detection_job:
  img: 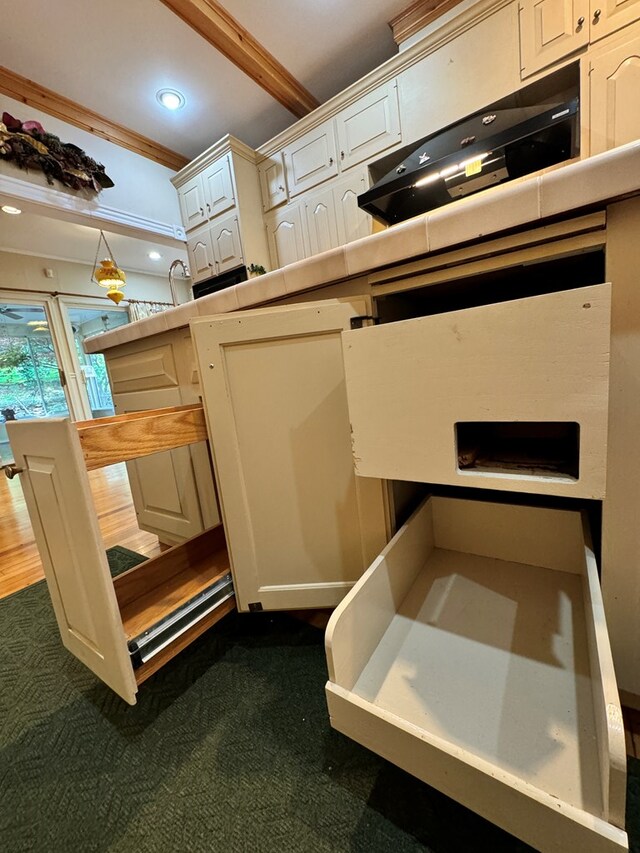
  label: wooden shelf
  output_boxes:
[113,525,231,640]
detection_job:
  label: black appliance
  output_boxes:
[192,264,248,299]
[359,97,579,226]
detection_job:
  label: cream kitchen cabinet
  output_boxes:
[176,154,234,231]
[282,120,339,198]
[519,0,640,77]
[587,26,640,153]
[335,80,401,171]
[265,200,309,267]
[303,168,372,257]
[191,299,389,612]
[304,186,339,256]
[173,135,271,279]
[257,152,287,212]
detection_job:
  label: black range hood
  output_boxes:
[359,97,579,226]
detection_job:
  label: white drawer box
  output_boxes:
[342,283,611,499]
[326,496,627,852]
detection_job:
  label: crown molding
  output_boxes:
[255,0,511,160]
[171,133,259,187]
[0,66,188,172]
[159,0,319,118]
[0,170,186,246]
[390,0,467,45]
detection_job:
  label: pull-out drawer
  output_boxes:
[325,496,627,852]
[342,284,611,499]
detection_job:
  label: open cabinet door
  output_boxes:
[7,419,137,704]
[191,299,389,612]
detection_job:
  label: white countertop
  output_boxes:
[85,139,640,354]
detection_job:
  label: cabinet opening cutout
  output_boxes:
[456,421,580,481]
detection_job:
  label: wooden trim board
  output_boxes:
[159,0,319,118]
[0,66,188,172]
[389,0,466,45]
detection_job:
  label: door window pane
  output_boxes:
[0,303,69,463]
[68,307,128,418]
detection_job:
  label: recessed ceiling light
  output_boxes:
[1,205,22,215]
[156,89,185,111]
[148,251,162,260]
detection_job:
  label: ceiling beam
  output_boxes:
[389,0,466,45]
[159,0,319,118]
[0,66,189,172]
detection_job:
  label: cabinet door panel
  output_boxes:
[178,175,207,231]
[591,0,640,41]
[7,418,136,703]
[266,202,309,268]
[258,153,288,211]
[589,32,640,154]
[211,212,244,273]
[519,0,589,78]
[336,80,401,171]
[305,187,339,255]
[333,169,371,245]
[284,121,338,197]
[203,155,235,217]
[187,225,215,283]
[192,300,388,612]
[113,388,206,543]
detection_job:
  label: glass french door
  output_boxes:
[0,299,70,464]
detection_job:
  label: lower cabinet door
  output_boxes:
[113,388,206,543]
[326,495,628,853]
[191,299,389,612]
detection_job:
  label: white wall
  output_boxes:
[0,94,182,230]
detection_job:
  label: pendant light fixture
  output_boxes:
[91,230,126,305]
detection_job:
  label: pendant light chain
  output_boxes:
[91,230,120,283]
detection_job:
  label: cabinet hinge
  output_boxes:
[248,601,263,612]
[350,315,379,330]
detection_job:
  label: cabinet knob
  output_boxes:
[577,15,585,26]
[206,202,211,213]
[199,206,204,216]
[278,185,285,192]
[593,8,601,19]
[329,157,334,165]
[3,464,23,480]
[340,150,345,160]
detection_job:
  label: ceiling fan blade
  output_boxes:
[0,308,24,320]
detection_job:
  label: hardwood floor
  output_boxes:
[0,462,162,599]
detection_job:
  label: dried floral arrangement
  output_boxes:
[0,112,114,192]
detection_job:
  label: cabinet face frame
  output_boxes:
[191,299,389,612]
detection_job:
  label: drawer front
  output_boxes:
[107,342,179,394]
[342,284,611,499]
[326,496,627,852]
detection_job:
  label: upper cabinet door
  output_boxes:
[519,0,590,78]
[258,153,288,211]
[591,0,640,41]
[210,211,244,273]
[283,120,339,197]
[202,154,235,218]
[335,81,402,171]
[589,29,640,154]
[177,174,208,232]
[191,300,389,613]
[7,418,137,704]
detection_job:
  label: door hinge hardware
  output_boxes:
[350,315,380,330]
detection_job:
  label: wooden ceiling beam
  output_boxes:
[389,0,466,45]
[159,0,319,118]
[0,66,189,172]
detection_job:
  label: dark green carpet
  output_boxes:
[1,547,639,853]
